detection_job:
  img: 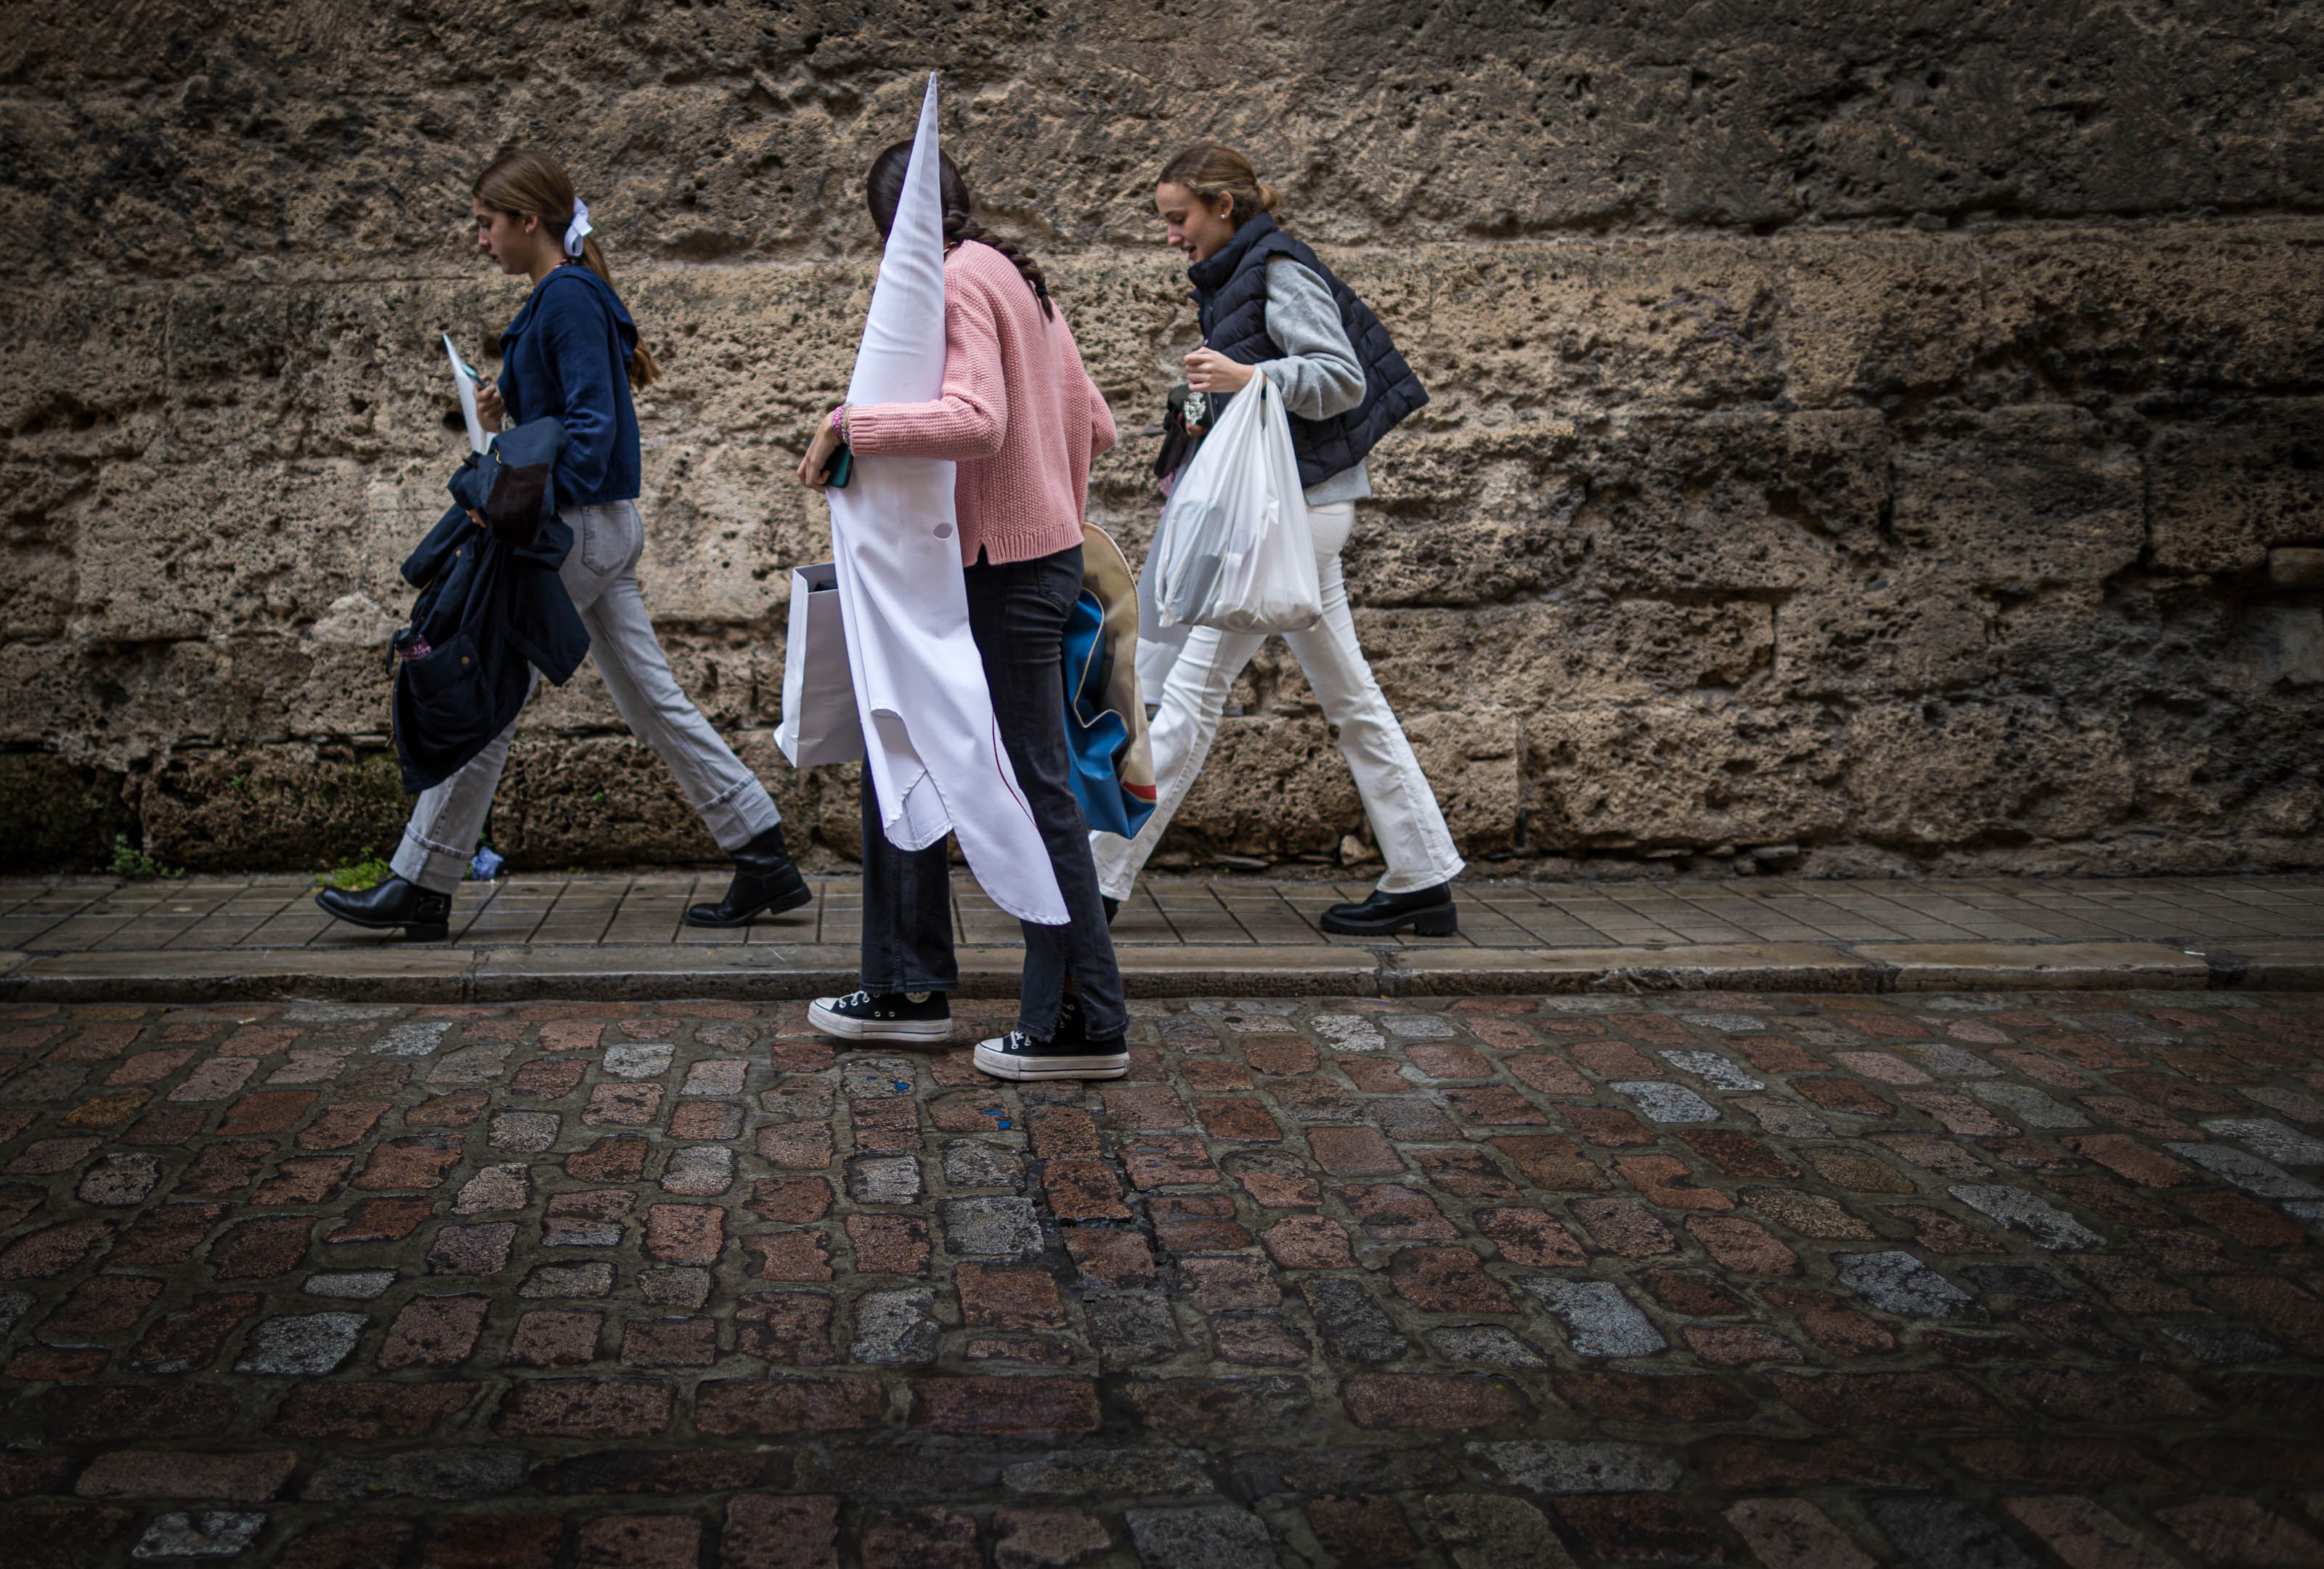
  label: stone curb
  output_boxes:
[0,936,2304,1002]
[1853,940,2213,991]
[1381,943,1885,995]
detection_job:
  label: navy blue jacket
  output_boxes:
[1187,215,1428,489]
[391,479,590,795]
[497,263,643,506]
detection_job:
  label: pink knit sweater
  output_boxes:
[845,240,1118,566]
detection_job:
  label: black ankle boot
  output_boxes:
[686,824,811,927]
[315,875,453,942]
[1319,880,1458,936]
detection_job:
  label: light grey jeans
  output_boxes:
[1094,501,1465,901]
[391,500,780,893]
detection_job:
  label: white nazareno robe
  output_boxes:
[826,74,1068,925]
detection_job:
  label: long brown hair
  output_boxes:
[1158,143,1282,226]
[865,141,1055,319]
[472,149,662,390]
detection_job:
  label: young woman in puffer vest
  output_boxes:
[317,149,807,942]
[1093,144,1465,936]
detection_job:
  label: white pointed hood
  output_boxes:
[826,74,1068,925]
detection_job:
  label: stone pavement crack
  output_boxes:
[0,989,2320,1566]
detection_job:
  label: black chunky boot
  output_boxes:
[1319,880,1458,936]
[685,824,811,927]
[314,875,453,942]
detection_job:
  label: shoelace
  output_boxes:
[834,990,871,1010]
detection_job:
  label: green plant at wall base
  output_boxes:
[107,833,184,880]
[317,847,394,892]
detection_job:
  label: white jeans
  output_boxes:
[1094,501,1464,901]
[391,500,780,893]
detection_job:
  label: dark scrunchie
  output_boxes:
[943,208,1055,320]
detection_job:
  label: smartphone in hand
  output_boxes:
[823,443,853,488]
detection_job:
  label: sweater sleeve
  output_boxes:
[845,260,1009,461]
[537,281,621,501]
[1255,258,1367,422]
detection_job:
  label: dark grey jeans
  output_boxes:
[858,543,1127,1044]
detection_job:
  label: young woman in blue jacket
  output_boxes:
[318,150,802,941]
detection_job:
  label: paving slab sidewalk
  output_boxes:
[1,872,2322,1002]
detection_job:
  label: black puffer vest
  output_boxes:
[1189,214,1428,488]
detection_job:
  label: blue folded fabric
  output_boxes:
[1063,588,1155,838]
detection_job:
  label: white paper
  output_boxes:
[443,333,487,454]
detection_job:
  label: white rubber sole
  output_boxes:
[973,1037,1130,1082]
[807,998,954,1042]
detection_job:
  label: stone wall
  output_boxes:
[3,0,2321,877]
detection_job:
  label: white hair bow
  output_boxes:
[564,198,593,257]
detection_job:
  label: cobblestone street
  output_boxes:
[0,989,2319,1567]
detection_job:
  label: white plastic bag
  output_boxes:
[1149,372,1321,635]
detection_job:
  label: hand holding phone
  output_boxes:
[799,433,852,489]
[797,410,854,490]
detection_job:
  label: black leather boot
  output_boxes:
[314,875,453,942]
[686,824,811,927]
[1319,880,1458,936]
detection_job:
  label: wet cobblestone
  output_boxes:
[0,990,2319,1563]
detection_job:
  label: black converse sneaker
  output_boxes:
[807,989,952,1042]
[974,998,1129,1082]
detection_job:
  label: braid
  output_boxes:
[943,209,1055,319]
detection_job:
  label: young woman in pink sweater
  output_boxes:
[796,145,1130,1082]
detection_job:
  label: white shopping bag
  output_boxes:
[1149,371,1322,635]
[775,561,864,767]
